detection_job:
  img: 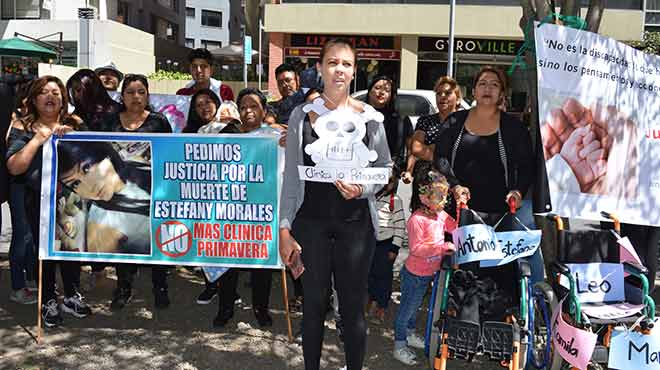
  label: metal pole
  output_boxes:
[243,27,248,88]
[258,19,263,90]
[447,0,456,77]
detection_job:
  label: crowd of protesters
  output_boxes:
[0,40,561,370]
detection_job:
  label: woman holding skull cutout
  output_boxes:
[279,38,392,370]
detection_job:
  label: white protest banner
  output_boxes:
[552,298,598,369]
[609,325,660,369]
[480,230,541,267]
[109,92,191,133]
[535,23,660,226]
[559,263,625,303]
[451,224,502,265]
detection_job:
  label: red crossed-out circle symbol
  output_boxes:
[155,221,192,258]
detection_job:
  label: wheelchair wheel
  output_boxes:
[426,269,448,369]
[527,282,557,370]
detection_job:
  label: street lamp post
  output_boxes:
[448,0,456,77]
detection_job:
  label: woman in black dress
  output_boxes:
[6,76,90,327]
[101,74,173,310]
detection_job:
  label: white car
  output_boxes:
[352,89,470,128]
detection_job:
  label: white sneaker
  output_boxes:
[393,346,418,366]
[407,332,426,349]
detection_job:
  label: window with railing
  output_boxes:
[1,0,40,19]
[186,38,195,48]
[201,10,222,28]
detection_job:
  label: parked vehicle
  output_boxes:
[352,89,470,128]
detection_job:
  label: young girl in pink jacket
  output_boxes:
[393,161,457,366]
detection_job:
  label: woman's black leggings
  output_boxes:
[292,217,376,370]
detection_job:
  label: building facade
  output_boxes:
[185,0,230,50]
[644,0,660,31]
[264,1,645,111]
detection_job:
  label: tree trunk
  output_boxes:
[585,0,605,33]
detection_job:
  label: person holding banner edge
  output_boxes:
[279,38,392,370]
[100,74,173,310]
[6,76,91,328]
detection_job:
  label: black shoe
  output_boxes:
[61,292,92,318]
[196,286,218,305]
[254,307,273,327]
[213,309,234,328]
[110,288,133,310]
[42,299,64,328]
[154,287,170,309]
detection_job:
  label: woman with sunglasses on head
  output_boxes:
[279,38,392,370]
[101,74,173,310]
[6,76,90,328]
[402,76,462,184]
[66,69,122,131]
[434,66,533,223]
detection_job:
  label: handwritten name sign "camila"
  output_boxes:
[552,298,598,369]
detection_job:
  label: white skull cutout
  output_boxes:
[303,99,383,168]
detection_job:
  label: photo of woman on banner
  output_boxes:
[57,140,152,255]
[279,37,392,370]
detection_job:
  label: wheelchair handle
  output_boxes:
[600,211,621,233]
[508,197,517,214]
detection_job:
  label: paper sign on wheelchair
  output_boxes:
[552,298,598,369]
[452,224,502,265]
[581,302,645,320]
[480,230,541,267]
[609,324,660,369]
[558,263,625,303]
[619,236,644,277]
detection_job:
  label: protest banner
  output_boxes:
[609,325,660,369]
[38,132,281,269]
[551,299,598,369]
[535,23,660,226]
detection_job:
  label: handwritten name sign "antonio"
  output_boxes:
[552,298,598,369]
[451,225,541,266]
[609,326,660,370]
[452,224,502,265]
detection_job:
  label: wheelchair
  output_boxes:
[544,212,657,369]
[425,203,555,370]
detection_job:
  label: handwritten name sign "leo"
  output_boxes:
[552,298,598,369]
[559,263,625,303]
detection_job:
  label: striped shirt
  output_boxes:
[375,193,406,246]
